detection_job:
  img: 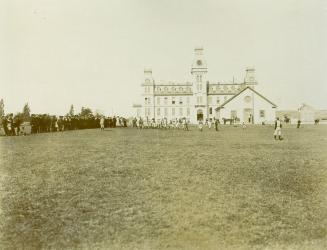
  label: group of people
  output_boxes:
[131,117,189,130]
[198,118,220,132]
[1,114,128,136]
[129,117,221,132]
[1,114,23,136]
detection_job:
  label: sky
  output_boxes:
[0,0,326,116]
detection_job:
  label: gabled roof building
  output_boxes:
[133,47,277,124]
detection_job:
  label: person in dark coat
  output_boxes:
[214,118,219,131]
[2,116,9,135]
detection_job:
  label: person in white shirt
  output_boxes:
[274,117,283,140]
[100,116,105,131]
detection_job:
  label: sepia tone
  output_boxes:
[0,0,326,249]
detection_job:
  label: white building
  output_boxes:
[133,47,277,124]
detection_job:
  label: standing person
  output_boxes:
[184,118,189,131]
[100,116,105,131]
[214,118,219,131]
[274,117,283,140]
[297,119,301,129]
[2,116,9,136]
[182,118,186,130]
[113,116,117,128]
[208,118,212,129]
[198,119,203,132]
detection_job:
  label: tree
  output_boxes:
[22,103,31,121]
[80,107,93,117]
[0,99,4,117]
[68,104,74,116]
[0,98,4,125]
[94,109,104,119]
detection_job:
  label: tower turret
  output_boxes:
[244,67,257,87]
[142,68,155,119]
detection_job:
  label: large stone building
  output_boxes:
[133,47,277,124]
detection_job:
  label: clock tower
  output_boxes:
[191,47,208,121]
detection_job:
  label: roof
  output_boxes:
[215,86,277,111]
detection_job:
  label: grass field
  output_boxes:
[0,125,327,250]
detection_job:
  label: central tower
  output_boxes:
[191,47,208,121]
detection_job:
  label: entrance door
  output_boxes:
[197,109,203,121]
[243,108,253,124]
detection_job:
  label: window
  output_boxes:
[187,108,190,116]
[199,83,202,91]
[179,87,183,92]
[145,97,148,104]
[172,108,175,116]
[187,96,190,104]
[164,108,168,116]
[216,97,220,104]
[208,96,212,104]
[148,97,151,104]
[231,110,237,118]
[244,96,251,103]
[157,108,161,116]
[157,97,160,105]
[179,97,183,104]
[172,97,175,104]
[200,96,203,104]
[164,97,168,105]
[260,110,265,118]
[145,87,147,93]
[148,108,151,116]
[179,108,183,116]
[209,107,212,115]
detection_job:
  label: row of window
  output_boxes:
[154,86,192,93]
[145,96,230,106]
[229,110,266,118]
[147,84,241,94]
[145,96,192,105]
[145,107,192,117]
[210,85,240,92]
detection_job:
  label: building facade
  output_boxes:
[133,47,277,124]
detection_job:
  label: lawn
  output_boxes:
[0,125,326,250]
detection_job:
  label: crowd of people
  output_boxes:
[0,114,128,136]
[130,117,221,131]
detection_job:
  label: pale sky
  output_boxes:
[0,0,326,116]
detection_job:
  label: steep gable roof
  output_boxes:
[215,86,277,111]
